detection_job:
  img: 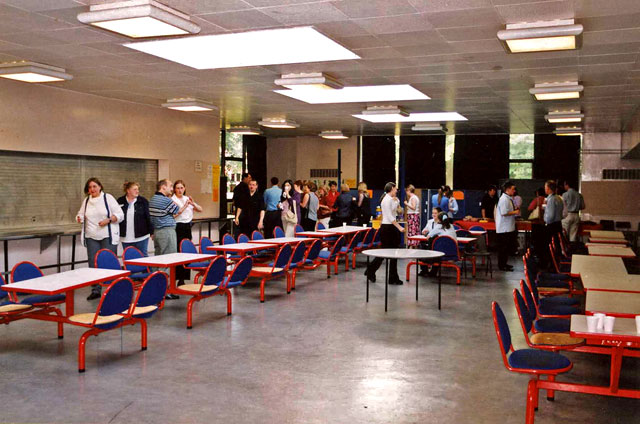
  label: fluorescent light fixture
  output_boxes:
[124,26,359,69]
[275,72,343,90]
[362,105,409,117]
[162,98,217,112]
[497,19,582,53]
[0,61,72,83]
[529,82,583,101]
[228,126,262,135]
[554,126,584,136]
[319,130,348,139]
[545,111,584,123]
[353,112,467,123]
[77,0,200,38]
[275,84,429,104]
[258,118,299,129]
[412,123,445,132]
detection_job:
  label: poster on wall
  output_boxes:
[211,164,221,202]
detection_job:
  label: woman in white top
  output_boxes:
[364,182,405,285]
[404,184,420,246]
[421,207,442,235]
[419,211,457,276]
[172,180,202,285]
[76,177,124,300]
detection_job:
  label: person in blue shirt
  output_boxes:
[263,177,283,238]
[543,180,564,269]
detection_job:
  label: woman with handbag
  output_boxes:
[279,179,297,237]
[76,177,124,300]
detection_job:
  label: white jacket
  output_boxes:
[76,192,124,246]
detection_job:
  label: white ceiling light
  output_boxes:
[258,118,300,129]
[497,19,583,53]
[162,98,217,112]
[412,123,445,132]
[362,106,410,117]
[228,126,262,135]
[545,111,584,123]
[77,0,200,38]
[275,72,343,90]
[554,126,584,136]
[353,111,467,123]
[0,61,72,83]
[319,130,348,139]
[124,26,359,69]
[275,84,429,104]
[529,82,583,101]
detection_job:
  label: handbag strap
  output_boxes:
[103,194,113,242]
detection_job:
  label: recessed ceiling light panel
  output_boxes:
[258,118,300,129]
[554,126,584,135]
[498,19,583,53]
[0,61,72,83]
[275,84,429,104]
[275,72,343,90]
[77,0,200,38]
[412,123,445,132]
[530,82,583,101]
[319,130,348,139]
[545,111,584,123]
[124,26,360,69]
[228,126,262,135]
[162,98,217,112]
[353,112,467,123]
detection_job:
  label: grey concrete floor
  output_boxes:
[1,257,639,423]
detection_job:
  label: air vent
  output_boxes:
[310,169,339,178]
[602,169,640,180]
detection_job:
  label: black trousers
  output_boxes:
[263,210,282,238]
[175,222,192,281]
[544,221,563,269]
[367,224,401,280]
[497,230,517,268]
[302,217,316,231]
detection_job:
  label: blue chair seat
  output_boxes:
[318,250,335,260]
[340,247,351,253]
[186,261,209,268]
[21,294,66,305]
[508,349,571,370]
[539,303,580,316]
[226,280,243,288]
[539,296,580,307]
[534,318,571,333]
[130,272,151,280]
[539,272,570,281]
[537,279,570,289]
[305,258,315,264]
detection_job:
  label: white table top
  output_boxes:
[469,230,487,235]
[586,290,640,316]
[296,231,338,238]
[3,268,130,294]
[249,237,314,244]
[570,255,627,276]
[407,235,475,243]
[208,242,277,251]
[589,230,625,239]
[126,253,216,267]
[588,238,628,245]
[588,245,635,258]
[581,273,640,293]
[585,242,629,248]
[362,248,445,260]
[571,315,639,338]
[320,226,368,234]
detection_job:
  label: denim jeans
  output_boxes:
[153,227,177,274]
[86,237,117,294]
[122,237,150,256]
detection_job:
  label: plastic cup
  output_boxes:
[604,316,615,333]
[586,316,598,332]
[594,313,605,330]
[636,316,640,334]
[343,222,346,227]
[362,224,367,227]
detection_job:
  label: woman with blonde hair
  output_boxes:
[355,181,371,226]
[117,181,152,255]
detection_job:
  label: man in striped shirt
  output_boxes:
[149,179,181,299]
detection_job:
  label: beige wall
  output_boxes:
[0,78,220,217]
[266,136,357,187]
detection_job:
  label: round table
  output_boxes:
[362,249,445,311]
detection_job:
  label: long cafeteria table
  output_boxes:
[588,230,625,239]
[588,245,636,258]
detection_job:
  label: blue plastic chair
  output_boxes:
[339,230,365,271]
[174,256,228,328]
[199,236,214,254]
[252,230,264,240]
[469,225,486,232]
[11,261,66,306]
[431,235,462,285]
[222,256,253,290]
[123,246,151,283]
[492,301,573,421]
[222,234,236,245]
[316,223,326,230]
[180,239,210,283]
[295,224,304,234]
[286,242,308,289]
[356,228,375,251]
[94,249,123,287]
[249,243,293,302]
[237,233,249,243]
[318,236,346,278]
[129,271,168,319]
[521,281,579,319]
[0,274,34,320]
[302,240,323,270]
[517,280,571,333]
[68,277,136,372]
[273,226,285,238]
[456,229,471,238]
[452,224,461,231]
[372,228,381,247]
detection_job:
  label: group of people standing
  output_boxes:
[76,177,201,300]
[232,173,373,238]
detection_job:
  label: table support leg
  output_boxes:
[609,346,623,393]
[169,266,177,293]
[71,235,76,270]
[415,258,419,301]
[3,240,8,277]
[56,235,62,273]
[65,289,75,316]
[384,258,389,312]
[366,255,369,303]
[438,258,442,310]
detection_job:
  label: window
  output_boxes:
[509,134,534,179]
[224,131,245,199]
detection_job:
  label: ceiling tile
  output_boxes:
[437,25,500,42]
[331,0,417,19]
[260,2,349,25]
[408,0,492,13]
[0,0,81,12]
[353,14,433,34]
[494,1,574,23]
[199,9,280,30]
[425,7,502,29]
